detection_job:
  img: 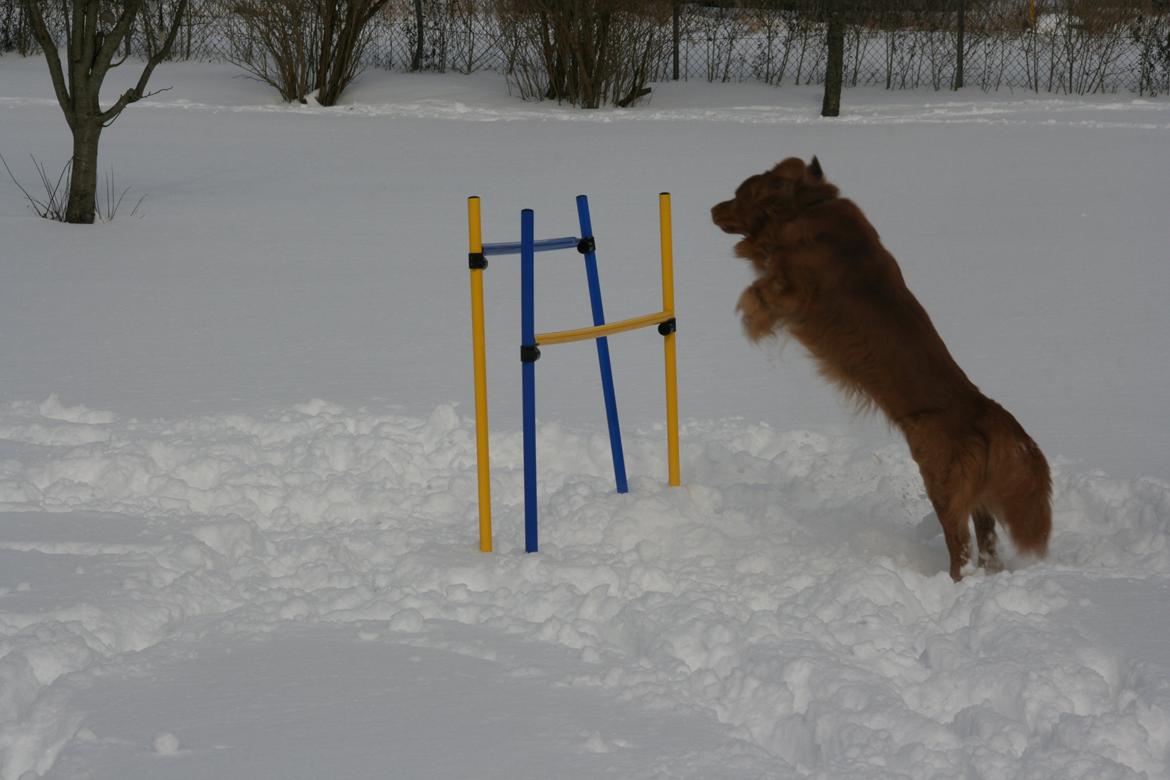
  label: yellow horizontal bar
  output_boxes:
[536,311,672,346]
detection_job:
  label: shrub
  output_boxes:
[497,0,672,108]
[228,0,392,105]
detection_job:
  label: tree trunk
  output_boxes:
[821,5,845,117]
[954,0,966,90]
[65,119,102,224]
[672,0,680,81]
[23,0,188,224]
[411,0,424,71]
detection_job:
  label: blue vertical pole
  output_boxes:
[521,209,539,553]
[576,195,628,494]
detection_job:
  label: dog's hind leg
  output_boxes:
[914,439,978,581]
[922,476,972,581]
[937,507,972,582]
[972,508,1004,573]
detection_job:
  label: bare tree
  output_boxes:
[22,0,189,224]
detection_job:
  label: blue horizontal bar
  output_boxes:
[482,236,579,256]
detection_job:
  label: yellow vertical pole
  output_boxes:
[468,196,492,552]
[659,193,681,487]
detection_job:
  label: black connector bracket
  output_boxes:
[468,252,488,270]
[521,345,541,363]
[576,237,596,254]
[657,318,677,336]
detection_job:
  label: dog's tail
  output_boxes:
[981,402,1052,557]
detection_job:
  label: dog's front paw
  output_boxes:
[737,282,779,341]
[734,239,769,272]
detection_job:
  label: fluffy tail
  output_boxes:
[982,402,1052,557]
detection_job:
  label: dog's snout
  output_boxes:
[711,199,742,234]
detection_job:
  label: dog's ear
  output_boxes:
[808,156,824,180]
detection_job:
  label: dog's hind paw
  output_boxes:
[978,554,1005,574]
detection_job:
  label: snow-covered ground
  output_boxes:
[1,57,1169,778]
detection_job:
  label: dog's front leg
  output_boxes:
[734,239,769,273]
[737,277,792,341]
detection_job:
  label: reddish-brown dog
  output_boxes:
[712,157,1051,580]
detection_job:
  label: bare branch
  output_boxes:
[20,1,73,124]
[99,0,190,125]
[93,0,145,76]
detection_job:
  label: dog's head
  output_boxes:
[711,156,837,237]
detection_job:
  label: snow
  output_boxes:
[2,56,1170,778]
[151,734,179,756]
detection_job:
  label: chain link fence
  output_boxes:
[676,1,1170,95]
[4,1,1169,96]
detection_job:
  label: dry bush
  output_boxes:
[1132,5,1170,95]
[1,0,31,53]
[146,0,232,59]
[1018,0,1145,93]
[388,0,507,74]
[497,0,672,107]
[228,0,391,104]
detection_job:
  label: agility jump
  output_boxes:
[467,194,681,553]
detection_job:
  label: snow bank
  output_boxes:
[2,399,1168,778]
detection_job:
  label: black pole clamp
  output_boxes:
[658,318,677,336]
[468,252,488,270]
[576,237,596,254]
[521,345,541,363]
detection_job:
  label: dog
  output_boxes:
[711,157,1051,581]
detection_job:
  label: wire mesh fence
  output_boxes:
[4,1,1169,97]
[675,1,1170,95]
